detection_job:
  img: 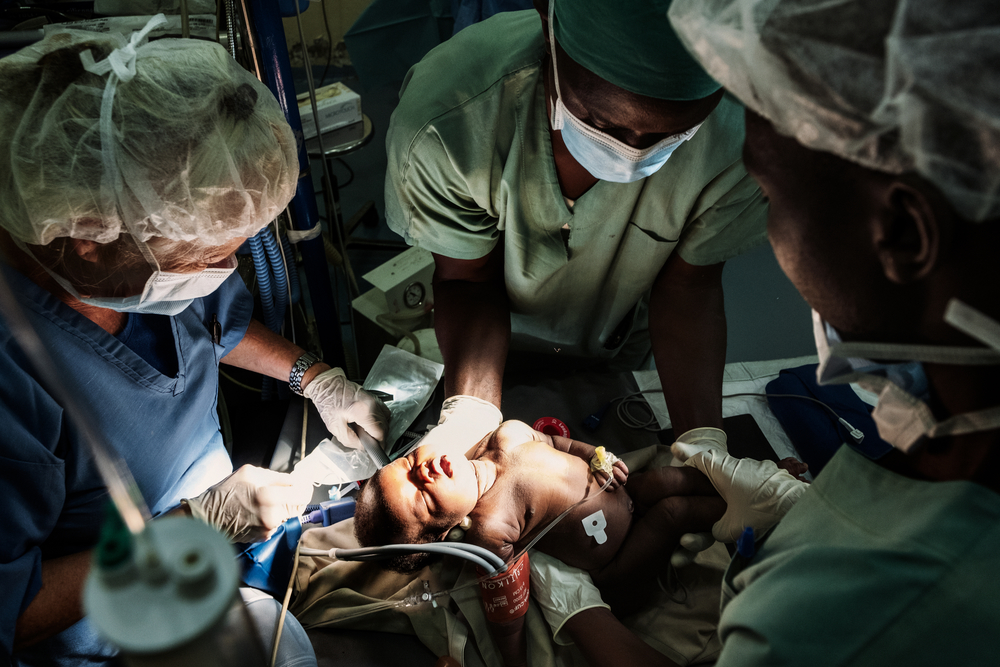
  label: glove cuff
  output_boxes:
[549,603,612,646]
[439,395,503,426]
[301,366,347,400]
[675,427,728,448]
[180,497,207,524]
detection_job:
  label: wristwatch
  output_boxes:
[289,351,321,396]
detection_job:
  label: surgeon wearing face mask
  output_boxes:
[524,1,1000,665]
[0,21,388,667]
[384,0,769,457]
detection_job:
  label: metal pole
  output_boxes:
[237,0,346,368]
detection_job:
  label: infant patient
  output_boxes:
[354,420,725,613]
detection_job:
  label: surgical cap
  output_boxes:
[553,0,721,101]
[669,0,1000,223]
[0,25,298,247]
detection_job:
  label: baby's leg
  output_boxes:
[591,494,725,615]
[625,466,718,514]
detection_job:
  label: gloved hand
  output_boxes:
[669,531,715,568]
[671,428,809,543]
[417,395,503,457]
[303,368,390,451]
[528,550,610,646]
[183,465,313,543]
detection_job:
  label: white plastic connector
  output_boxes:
[839,418,865,444]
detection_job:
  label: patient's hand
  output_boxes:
[595,457,629,491]
[777,457,809,482]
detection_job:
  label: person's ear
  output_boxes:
[69,238,101,263]
[873,181,942,284]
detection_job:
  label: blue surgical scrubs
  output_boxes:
[0,266,252,667]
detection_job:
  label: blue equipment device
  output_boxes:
[238,498,358,597]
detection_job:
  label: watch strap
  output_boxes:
[289,352,321,396]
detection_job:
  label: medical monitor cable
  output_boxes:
[612,388,865,444]
[722,392,865,444]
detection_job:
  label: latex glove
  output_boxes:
[417,395,503,457]
[671,428,809,543]
[669,531,715,568]
[303,368,390,451]
[528,550,610,646]
[183,465,313,543]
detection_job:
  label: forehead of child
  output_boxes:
[371,464,446,538]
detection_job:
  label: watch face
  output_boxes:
[403,281,425,308]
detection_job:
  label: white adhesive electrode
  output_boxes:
[582,510,608,545]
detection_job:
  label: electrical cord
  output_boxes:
[610,387,864,444]
[725,392,865,444]
[270,539,301,667]
[375,308,426,356]
[318,0,333,87]
[220,369,263,394]
[614,393,661,432]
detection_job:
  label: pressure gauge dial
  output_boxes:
[403,281,426,309]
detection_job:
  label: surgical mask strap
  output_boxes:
[945,298,1000,352]
[79,13,168,242]
[814,310,1000,369]
[814,302,1000,452]
[547,0,561,115]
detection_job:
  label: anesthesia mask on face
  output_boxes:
[813,301,1000,453]
[546,0,700,184]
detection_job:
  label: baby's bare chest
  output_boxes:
[527,486,634,571]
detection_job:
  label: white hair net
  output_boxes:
[0,16,298,248]
[668,0,1000,223]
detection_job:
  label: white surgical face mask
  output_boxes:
[21,240,236,317]
[813,301,1000,452]
[546,0,700,183]
[79,260,236,315]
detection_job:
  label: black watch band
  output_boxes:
[289,352,321,396]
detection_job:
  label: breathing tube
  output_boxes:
[248,225,295,398]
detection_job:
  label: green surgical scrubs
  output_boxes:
[386,10,766,360]
[717,446,1000,666]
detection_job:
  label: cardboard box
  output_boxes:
[297,82,362,140]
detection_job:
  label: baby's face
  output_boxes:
[380,448,480,538]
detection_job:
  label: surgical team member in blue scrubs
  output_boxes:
[0,22,387,667]
[528,1,1000,665]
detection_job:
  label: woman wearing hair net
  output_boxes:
[526,1,1000,665]
[0,19,387,666]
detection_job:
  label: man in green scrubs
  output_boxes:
[385,0,768,448]
[526,1,1000,664]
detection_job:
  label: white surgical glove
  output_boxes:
[671,428,809,543]
[669,531,716,568]
[182,465,313,543]
[303,368,390,451]
[528,550,610,646]
[417,395,503,456]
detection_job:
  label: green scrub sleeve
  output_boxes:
[385,123,501,261]
[676,171,768,266]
